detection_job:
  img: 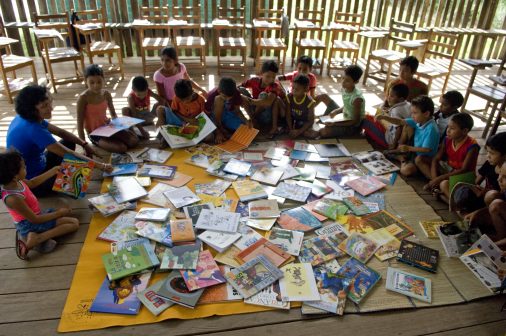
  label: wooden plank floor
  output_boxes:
[0,58,505,336]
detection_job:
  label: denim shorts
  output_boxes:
[15,208,57,239]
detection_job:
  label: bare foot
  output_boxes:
[25,232,44,250]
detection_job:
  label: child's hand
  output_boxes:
[398,144,410,153]
[215,131,226,144]
[50,165,61,175]
[100,163,113,173]
[427,177,443,190]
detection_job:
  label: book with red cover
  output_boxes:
[345,175,386,196]
[235,237,293,267]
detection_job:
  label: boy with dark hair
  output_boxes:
[385,56,428,103]
[162,79,206,126]
[285,74,318,139]
[434,90,465,137]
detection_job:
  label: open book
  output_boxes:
[158,112,216,149]
[215,125,259,153]
[89,116,144,137]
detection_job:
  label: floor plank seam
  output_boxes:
[419,317,506,336]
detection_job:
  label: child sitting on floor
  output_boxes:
[319,65,365,138]
[164,79,206,126]
[122,76,165,139]
[0,150,79,260]
[77,64,139,153]
[385,56,428,104]
[376,96,439,177]
[425,113,480,200]
[285,74,319,139]
[434,90,465,139]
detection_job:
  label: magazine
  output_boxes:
[386,267,432,303]
[52,154,94,199]
[159,112,217,149]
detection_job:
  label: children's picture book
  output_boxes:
[362,159,400,175]
[135,221,173,247]
[163,186,200,209]
[159,112,217,149]
[308,179,333,198]
[113,175,151,187]
[164,172,193,188]
[206,160,239,181]
[293,167,317,182]
[194,179,231,196]
[235,237,293,267]
[314,143,350,158]
[357,192,386,211]
[244,218,277,231]
[386,267,432,303]
[313,199,348,220]
[419,219,451,239]
[367,228,401,261]
[299,232,348,265]
[138,148,173,164]
[108,177,148,204]
[223,158,252,176]
[325,180,355,201]
[279,263,320,301]
[266,228,304,256]
[289,149,308,161]
[234,223,263,250]
[103,163,138,177]
[180,250,226,291]
[397,239,439,273]
[135,208,170,222]
[111,152,143,165]
[155,270,204,308]
[277,207,322,232]
[170,219,195,243]
[272,182,312,203]
[248,199,280,219]
[137,279,174,316]
[138,164,177,180]
[225,255,284,299]
[244,281,290,309]
[363,210,414,240]
[305,152,329,162]
[338,233,380,264]
[315,222,348,236]
[242,151,264,162]
[215,125,259,153]
[264,147,287,160]
[345,175,386,196]
[199,266,243,304]
[90,272,152,315]
[52,154,94,198]
[97,210,138,242]
[160,241,201,270]
[337,258,381,304]
[143,183,175,208]
[342,196,371,216]
[88,193,130,217]
[198,230,242,253]
[183,203,215,226]
[250,166,284,186]
[89,116,143,137]
[277,164,300,180]
[195,209,241,233]
[435,221,473,257]
[232,180,268,202]
[294,142,317,153]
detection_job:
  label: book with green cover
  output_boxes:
[313,198,348,220]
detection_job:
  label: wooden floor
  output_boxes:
[0,58,505,336]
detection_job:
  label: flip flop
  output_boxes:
[15,231,29,260]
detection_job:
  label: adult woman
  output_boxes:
[6,85,112,196]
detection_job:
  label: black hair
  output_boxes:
[390,83,409,99]
[14,85,50,122]
[174,79,193,100]
[218,77,238,97]
[442,90,464,109]
[131,76,149,92]
[486,132,506,155]
[84,64,104,78]
[261,60,279,74]
[0,150,24,185]
[297,55,313,68]
[400,56,419,73]
[293,74,310,89]
[450,113,474,131]
[411,95,435,116]
[160,46,179,63]
[344,65,363,82]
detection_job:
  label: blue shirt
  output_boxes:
[406,118,439,157]
[6,115,56,179]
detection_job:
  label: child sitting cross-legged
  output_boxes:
[0,150,79,260]
[285,74,319,139]
[425,113,480,201]
[434,90,465,140]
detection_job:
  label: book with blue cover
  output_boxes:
[277,207,322,232]
[103,163,138,177]
[336,258,381,303]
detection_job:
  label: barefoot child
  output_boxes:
[0,151,79,260]
[77,65,139,153]
[285,74,319,139]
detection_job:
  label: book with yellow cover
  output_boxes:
[278,263,320,301]
[215,125,259,153]
[170,219,195,243]
[232,180,268,202]
[419,219,451,239]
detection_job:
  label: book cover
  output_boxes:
[135,208,170,222]
[52,154,94,199]
[170,219,195,243]
[163,186,200,209]
[138,164,177,180]
[199,266,243,304]
[223,158,252,176]
[159,112,217,149]
[356,192,386,211]
[164,172,193,187]
[144,183,176,208]
[264,147,288,160]
[135,221,173,247]
[314,144,349,158]
[363,210,414,240]
[108,177,148,204]
[277,207,322,232]
[90,273,152,315]
[232,180,268,202]
[313,199,348,220]
[138,148,173,164]
[301,200,329,221]
[352,150,385,163]
[97,211,138,242]
[195,209,240,233]
[367,228,401,261]
[244,281,290,309]
[206,160,239,181]
[90,116,144,137]
[155,270,204,308]
[342,196,371,216]
[180,250,226,291]
[420,219,451,239]
[183,203,215,225]
[89,193,129,217]
[248,199,280,219]
[235,237,293,267]
[337,258,381,304]
[234,223,263,250]
[279,263,320,301]
[289,149,308,161]
[103,163,138,177]
[272,182,312,203]
[214,246,242,267]
[111,153,143,165]
[362,158,400,175]
[160,241,201,270]
[294,142,317,153]
[113,175,151,187]
[386,267,432,303]
[198,230,241,253]
[397,239,439,273]
[194,179,231,197]
[265,228,304,256]
[338,233,380,264]
[294,167,317,182]
[308,179,333,198]
[345,176,386,196]
[299,232,348,265]
[251,166,284,186]
[315,222,348,236]
[225,255,284,299]
[136,279,174,316]
[244,218,277,231]
[215,125,259,153]
[242,151,264,162]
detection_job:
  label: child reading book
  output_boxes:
[122,76,165,139]
[384,56,428,103]
[319,65,365,138]
[0,151,79,260]
[425,113,479,200]
[77,65,139,153]
[434,90,465,138]
[376,96,439,177]
[161,79,206,127]
[285,74,319,139]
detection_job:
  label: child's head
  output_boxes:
[446,113,473,140]
[399,56,419,81]
[160,46,178,71]
[296,55,313,75]
[342,65,363,91]
[218,77,238,99]
[0,150,25,184]
[292,74,310,98]
[260,60,279,86]
[15,85,52,121]
[131,76,149,99]
[387,83,409,107]
[439,90,464,116]
[174,79,193,101]
[84,64,104,93]
[410,95,434,124]
[485,132,506,166]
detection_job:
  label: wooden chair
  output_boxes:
[291,7,325,75]
[32,12,85,93]
[170,5,206,71]
[326,11,363,76]
[253,6,287,73]
[72,7,124,79]
[0,16,37,103]
[213,7,247,76]
[362,19,417,87]
[137,6,172,76]
[416,29,462,94]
